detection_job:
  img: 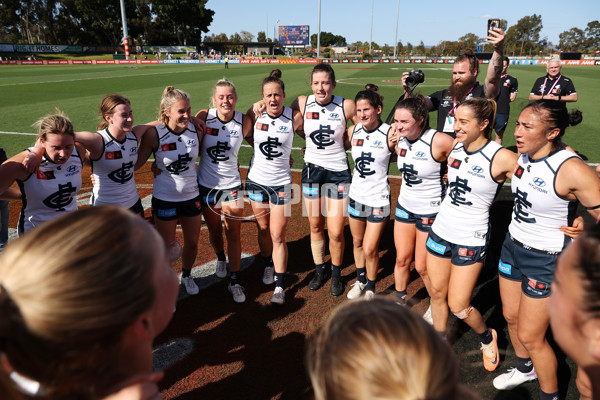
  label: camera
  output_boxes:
[405,70,425,87]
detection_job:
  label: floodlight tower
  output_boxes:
[119,0,130,60]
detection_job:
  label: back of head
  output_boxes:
[262,69,285,93]
[458,97,497,140]
[34,110,74,141]
[98,94,131,130]
[306,298,460,400]
[158,86,190,124]
[572,225,600,318]
[0,206,157,399]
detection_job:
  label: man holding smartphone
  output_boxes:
[401,24,505,138]
[529,58,578,102]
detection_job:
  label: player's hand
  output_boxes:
[102,371,164,400]
[401,71,412,92]
[487,27,505,49]
[252,100,266,119]
[560,215,584,239]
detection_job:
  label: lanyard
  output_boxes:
[448,85,475,116]
[541,75,561,95]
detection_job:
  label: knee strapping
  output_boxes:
[311,239,326,265]
[452,305,474,320]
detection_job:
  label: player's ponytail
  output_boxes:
[261,69,285,93]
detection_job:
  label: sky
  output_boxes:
[204,0,599,48]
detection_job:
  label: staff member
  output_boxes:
[494,57,518,144]
[402,28,505,137]
[529,58,577,103]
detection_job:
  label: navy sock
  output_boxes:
[181,269,191,278]
[478,328,493,345]
[331,264,341,278]
[396,290,407,302]
[274,272,285,289]
[315,262,326,274]
[356,268,367,284]
[216,250,226,262]
[516,356,534,373]
[540,390,559,400]
[365,278,376,291]
[263,255,273,267]
[230,271,239,285]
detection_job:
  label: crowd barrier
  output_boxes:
[1,58,599,66]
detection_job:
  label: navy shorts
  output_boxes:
[425,229,487,266]
[245,179,292,205]
[498,233,559,298]
[301,163,350,200]
[494,113,509,132]
[151,195,202,221]
[348,197,390,223]
[394,201,437,232]
[198,184,243,207]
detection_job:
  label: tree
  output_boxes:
[585,20,600,51]
[509,14,543,56]
[151,0,214,45]
[558,28,586,52]
[458,33,478,52]
[310,31,346,48]
[415,40,426,55]
[257,31,267,42]
[240,30,254,42]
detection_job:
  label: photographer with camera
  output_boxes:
[401,26,505,138]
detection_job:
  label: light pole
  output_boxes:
[273,19,280,55]
[119,0,130,60]
[317,0,321,58]
[393,0,400,58]
[369,0,374,55]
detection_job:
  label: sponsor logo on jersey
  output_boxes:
[395,208,409,219]
[514,164,524,178]
[36,170,55,180]
[533,177,546,187]
[306,112,320,120]
[279,126,289,132]
[459,248,474,257]
[421,217,434,225]
[372,208,383,216]
[278,191,288,199]
[398,148,407,157]
[498,260,512,275]
[65,164,80,177]
[329,113,339,119]
[352,138,364,147]
[207,127,220,136]
[229,130,239,136]
[256,122,269,131]
[161,143,177,152]
[372,140,383,148]
[105,151,123,160]
[426,237,446,254]
[415,151,426,158]
[448,157,462,169]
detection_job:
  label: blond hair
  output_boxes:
[209,78,238,109]
[0,206,159,399]
[158,86,190,125]
[97,93,131,130]
[307,298,471,400]
[33,109,74,141]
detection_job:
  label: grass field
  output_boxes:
[1,62,599,167]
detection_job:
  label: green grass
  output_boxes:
[1,63,598,169]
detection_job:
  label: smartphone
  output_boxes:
[488,18,500,34]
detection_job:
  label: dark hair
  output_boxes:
[457,97,496,140]
[355,83,384,111]
[393,94,430,132]
[522,100,582,143]
[572,225,600,318]
[455,52,479,75]
[503,56,510,63]
[311,63,336,83]
[262,69,285,93]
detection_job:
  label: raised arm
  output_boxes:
[484,27,505,99]
[0,152,31,198]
